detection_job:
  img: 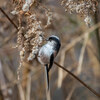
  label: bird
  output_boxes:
[37,35,61,90]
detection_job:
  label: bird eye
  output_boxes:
[48,37,52,42]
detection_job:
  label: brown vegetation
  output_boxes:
[0,0,100,100]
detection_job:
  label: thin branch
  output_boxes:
[77,33,89,74]
[17,84,25,100]
[0,7,18,30]
[26,72,32,100]
[66,84,76,100]
[87,42,99,61]
[58,49,65,88]
[54,61,100,98]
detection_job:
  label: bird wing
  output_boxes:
[48,53,54,72]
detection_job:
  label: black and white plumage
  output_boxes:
[38,35,61,90]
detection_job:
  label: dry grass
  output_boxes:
[0,0,100,100]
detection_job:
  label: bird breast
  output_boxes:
[38,44,54,65]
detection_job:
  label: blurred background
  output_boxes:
[0,0,100,100]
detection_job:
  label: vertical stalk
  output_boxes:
[95,1,100,62]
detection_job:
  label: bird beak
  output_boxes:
[40,35,48,41]
[46,38,49,41]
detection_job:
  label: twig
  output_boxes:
[0,7,18,30]
[46,90,51,100]
[77,33,89,74]
[54,61,100,98]
[26,72,32,100]
[17,84,25,100]
[58,49,65,88]
[66,84,76,100]
[87,42,99,61]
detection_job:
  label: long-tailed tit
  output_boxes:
[38,35,61,90]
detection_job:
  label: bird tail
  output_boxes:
[45,64,49,90]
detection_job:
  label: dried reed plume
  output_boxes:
[11,0,53,80]
[61,0,98,26]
